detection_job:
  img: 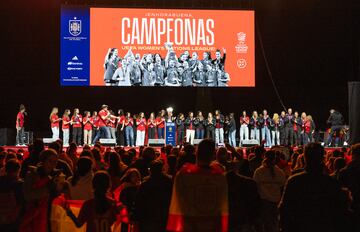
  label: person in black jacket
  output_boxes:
[176,113,185,146]
[133,160,173,232]
[226,164,260,232]
[284,108,295,146]
[326,109,344,147]
[205,112,216,140]
[194,111,205,139]
[279,143,352,232]
[279,111,286,145]
[185,112,196,145]
[226,113,237,147]
[293,111,302,146]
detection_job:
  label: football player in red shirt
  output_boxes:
[136,112,147,146]
[156,110,166,139]
[15,104,26,146]
[92,111,99,143]
[71,108,83,146]
[93,105,111,143]
[83,111,93,145]
[62,109,72,146]
[124,112,134,147]
[147,112,156,139]
[50,107,61,141]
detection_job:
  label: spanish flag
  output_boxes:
[167,163,229,232]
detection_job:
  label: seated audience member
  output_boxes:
[253,150,286,232]
[49,141,73,177]
[176,144,196,170]
[130,147,156,179]
[20,139,44,178]
[67,157,94,200]
[330,157,346,180]
[134,160,173,232]
[119,168,141,232]
[214,147,232,171]
[107,152,128,191]
[226,159,260,232]
[64,171,118,232]
[249,145,265,176]
[21,149,64,232]
[339,143,360,230]
[167,139,228,232]
[279,143,352,232]
[0,159,24,231]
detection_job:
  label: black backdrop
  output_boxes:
[0,0,359,138]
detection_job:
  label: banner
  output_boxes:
[61,7,255,87]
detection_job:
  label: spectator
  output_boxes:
[134,160,173,232]
[119,168,141,232]
[0,159,24,232]
[215,147,231,171]
[253,150,286,232]
[226,159,260,232]
[20,139,44,178]
[339,143,360,230]
[67,157,94,200]
[66,142,79,170]
[167,139,228,232]
[107,152,127,191]
[279,143,351,232]
[330,157,346,180]
[131,147,156,179]
[49,141,73,177]
[64,171,118,232]
[249,145,265,176]
[20,149,63,232]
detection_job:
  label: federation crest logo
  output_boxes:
[69,17,81,36]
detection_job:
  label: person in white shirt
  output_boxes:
[253,150,286,232]
[67,157,94,201]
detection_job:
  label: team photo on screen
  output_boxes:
[61,7,254,87]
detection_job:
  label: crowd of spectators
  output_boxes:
[0,139,359,232]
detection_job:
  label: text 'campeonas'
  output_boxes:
[121,18,215,46]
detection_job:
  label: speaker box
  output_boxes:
[99,139,116,146]
[148,139,165,147]
[0,128,16,146]
[241,139,260,147]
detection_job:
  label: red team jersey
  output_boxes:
[72,115,83,128]
[93,116,100,128]
[98,110,108,127]
[83,116,93,130]
[136,118,146,131]
[51,114,59,128]
[147,118,156,128]
[77,198,117,232]
[156,117,165,128]
[16,112,24,128]
[125,118,133,127]
[62,116,70,129]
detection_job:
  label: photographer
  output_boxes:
[326,109,344,147]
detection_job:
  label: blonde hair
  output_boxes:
[50,107,58,120]
[273,113,279,124]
